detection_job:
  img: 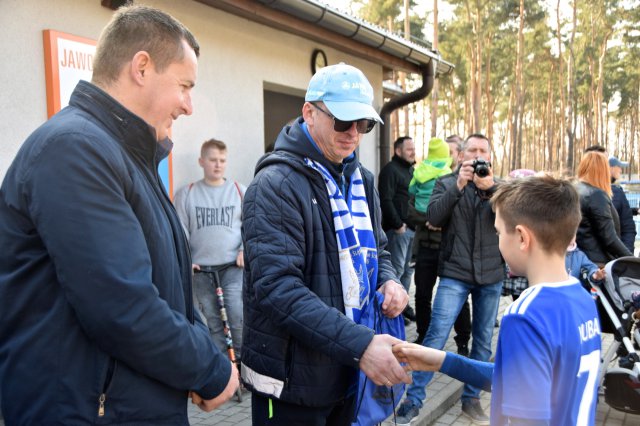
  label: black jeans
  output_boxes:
[251,393,355,426]
[414,246,471,346]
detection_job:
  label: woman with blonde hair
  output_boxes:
[575,151,632,265]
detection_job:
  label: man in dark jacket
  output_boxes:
[242,63,410,425]
[397,134,504,426]
[408,136,471,351]
[0,6,237,425]
[379,136,417,321]
[609,155,636,252]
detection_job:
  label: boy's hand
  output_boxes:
[392,342,446,372]
[591,268,606,282]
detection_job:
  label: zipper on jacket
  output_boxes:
[153,164,195,323]
[98,358,116,418]
[98,393,106,417]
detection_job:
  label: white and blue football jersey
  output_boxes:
[491,277,601,425]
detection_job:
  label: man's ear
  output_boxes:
[302,102,315,125]
[130,51,151,85]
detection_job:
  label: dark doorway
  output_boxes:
[263,84,305,153]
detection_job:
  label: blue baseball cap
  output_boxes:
[305,63,383,124]
[609,156,629,168]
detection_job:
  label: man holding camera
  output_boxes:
[397,134,504,426]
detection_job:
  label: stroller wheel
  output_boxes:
[604,368,640,414]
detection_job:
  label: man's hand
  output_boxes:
[378,280,408,318]
[392,342,446,373]
[473,163,495,191]
[360,335,412,386]
[394,223,407,234]
[190,360,239,412]
[192,264,201,272]
[425,221,441,231]
[456,160,475,191]
[236,250,244,268]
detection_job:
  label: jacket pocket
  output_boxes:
[284,339,296,390]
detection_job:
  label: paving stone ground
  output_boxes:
[2,286,638,426]
[184,284,640,426]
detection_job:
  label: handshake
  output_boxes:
[360,334,445,388]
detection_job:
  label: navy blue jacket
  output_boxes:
[611,184,636,252]
[241,118,398,407]
[0,81,231,425]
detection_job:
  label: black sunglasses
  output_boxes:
[311,103,377,134]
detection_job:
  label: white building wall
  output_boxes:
[0,0,383,190]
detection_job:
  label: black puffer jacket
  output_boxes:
[241,118,398,407]
[378,155,414,231]
[611,183,637,252]
[576,181,632,265]
[426,173,504,285]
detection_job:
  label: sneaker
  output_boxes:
[495,319,500,328]
[457,344,469,357]
[403,305,417,322]
[461,399,490,425]
[395,399,420,425]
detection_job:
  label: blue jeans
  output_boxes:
[193,266,244,358]
[385,228,415,292]
[405,277,502,406]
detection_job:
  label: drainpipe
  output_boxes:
[379,59,435,170]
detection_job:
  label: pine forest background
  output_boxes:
[332,0,640,179]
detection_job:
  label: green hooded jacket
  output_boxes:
[409,158,452,213]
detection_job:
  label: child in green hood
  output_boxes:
[409,137,453,213]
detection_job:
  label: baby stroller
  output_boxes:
[588,256,640,414]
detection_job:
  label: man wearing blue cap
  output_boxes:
[241,63,411,425]
[609,155,636,252]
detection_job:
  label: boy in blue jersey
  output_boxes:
[393,175,602,425]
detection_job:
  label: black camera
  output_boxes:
[472,159,491,178]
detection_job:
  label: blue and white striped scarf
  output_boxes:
[304,158,378,324]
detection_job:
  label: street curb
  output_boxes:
[415,379,464,425]
[383,375,464,426]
